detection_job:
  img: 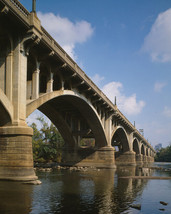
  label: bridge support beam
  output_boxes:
[0,126,37,181]
[61,146,116,169]
[115,151,136,166]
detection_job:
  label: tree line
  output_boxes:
[155,145,171,162]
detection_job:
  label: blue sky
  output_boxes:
[22,0,171,147]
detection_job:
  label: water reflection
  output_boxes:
[0,164,171,214]
[0,181,33,214]
[30,167,152,214]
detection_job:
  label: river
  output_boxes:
[0,162,171,214]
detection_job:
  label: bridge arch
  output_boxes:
[27,90,107,148]
[111,126,130,153]
[133,138,140,155]
[146,147,149,156]
[141,144,145,155]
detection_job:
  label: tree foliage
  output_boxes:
[30,117,65,163]
[155,144,171,162]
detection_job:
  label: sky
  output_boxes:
[20,0,171,148]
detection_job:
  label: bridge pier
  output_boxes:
[143,155,147,163]
[0,126,37,181]
[61,146,116,169]
[150,156,154,162]
[136,154,143,165]
[147,156,153,162]
[115,151,136,166]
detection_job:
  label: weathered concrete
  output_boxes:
[136,154,143,165]
[115,151,136,166]
[62,146,116,169]
[0,126,37,181]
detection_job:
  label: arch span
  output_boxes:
[111,126,136,165]
[141,144,145,155]
[27,90,107,148]
[111,126,130,152]
[133,138,140,155]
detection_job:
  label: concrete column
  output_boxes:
[61,80,64,90]
[12,41,27,126]
[6,53,13,101]
[32,68,40,99]
[46,72,53,93]
[77,119,81,146]
[104,113,112,146]
[128,132,134,152]
[27,80,32,99]
[0,126,37,181]
[0,56,6,93]
[101,111,105,128]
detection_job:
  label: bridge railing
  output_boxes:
[9,0,29,17]
[41,26,116,110]
[3,0,115,112]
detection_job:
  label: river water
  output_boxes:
[0,162,171,214]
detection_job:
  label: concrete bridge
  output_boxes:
[0,0,155,181]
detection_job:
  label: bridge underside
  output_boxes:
[32,94,116,169]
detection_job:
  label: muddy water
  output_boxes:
[0,163,171,214]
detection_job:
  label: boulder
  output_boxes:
[130,204,141,210]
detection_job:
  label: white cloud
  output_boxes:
[154,81,167,92]
[102,82,145,115]
[91,74,105,87]
[163,106,171,117]
[142,8,171,62]
[37,12,94,59]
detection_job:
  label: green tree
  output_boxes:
[155,144,171,162]
[30,117,65,162]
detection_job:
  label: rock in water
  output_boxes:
[130,204,141,210]
[160,201,168,206]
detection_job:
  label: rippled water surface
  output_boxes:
[0,163,171,214]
